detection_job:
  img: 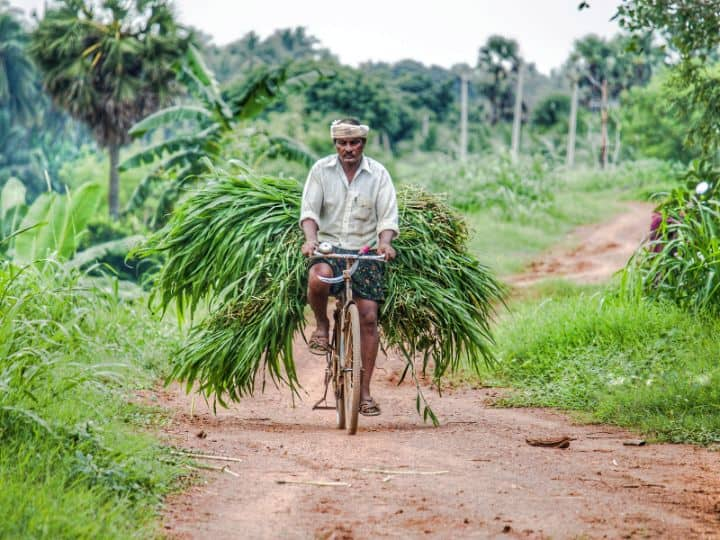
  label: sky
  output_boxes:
[9,0,622,75]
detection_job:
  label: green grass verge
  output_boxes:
[0,264,184,538]
[493,283,720,444]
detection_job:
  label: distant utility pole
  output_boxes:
[566,75,579,168]
[600,78,609,169]
[460,72,468,161]
[584,72,610,170]
[511,61,525,162]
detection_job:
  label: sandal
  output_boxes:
[359,398,381,416]
[308,331,330,355]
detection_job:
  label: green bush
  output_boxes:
[0,262,182,538]
[624,160,720,312]
[495,288,720,444]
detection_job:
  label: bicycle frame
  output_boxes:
[309,250,385,418]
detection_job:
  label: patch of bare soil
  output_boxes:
[507,201,655,287]
[158,202,720,539]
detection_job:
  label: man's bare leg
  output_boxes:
[355,297,379,404]
[307,263,333,344]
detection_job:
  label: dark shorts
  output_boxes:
[309,247,385,303]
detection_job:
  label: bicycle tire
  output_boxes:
[330,307,345,430]
[332,326,346,429]
[343,303,362,435]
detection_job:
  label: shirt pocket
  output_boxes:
[354,195,374,220]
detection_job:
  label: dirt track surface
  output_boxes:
[508,201,655,287]
[158,203,720,539]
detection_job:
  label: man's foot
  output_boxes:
[359,398,381,416]
[308,329,330,354]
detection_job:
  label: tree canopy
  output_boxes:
[615,0,720,155]
[29,0,192,217]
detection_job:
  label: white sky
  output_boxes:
[10,0,622,74]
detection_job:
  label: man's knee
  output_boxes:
[308,263,333,289]
[357,301,378,328]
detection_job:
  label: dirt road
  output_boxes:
[159,203,720,539]
[507,201,655,287]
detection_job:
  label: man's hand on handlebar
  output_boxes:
[377,242,396,261]
[301,240,318,257]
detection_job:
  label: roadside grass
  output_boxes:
[0,263,185,538]
[492,283,720,445]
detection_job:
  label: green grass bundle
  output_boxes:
[140,167,505,409]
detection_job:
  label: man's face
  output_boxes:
[335,137,365,167]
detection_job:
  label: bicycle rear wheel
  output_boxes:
[343,303,362,435]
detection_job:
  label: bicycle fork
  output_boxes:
[311,305,342,411]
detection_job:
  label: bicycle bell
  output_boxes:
[318,241,333,254]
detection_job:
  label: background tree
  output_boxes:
[203,26,336,84]
[304,65,417,148]
[29,0,192,219]
[566,33,663,105]
[615,0,720,156]
[476,35,521,125]
[362,59,457,122]
[620,70,700,163]
[0,2,89,197]
[531,93,571,130]
[0,1,37,124]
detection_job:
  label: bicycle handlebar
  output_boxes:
[310,251,387,262]
[310,251,386,284]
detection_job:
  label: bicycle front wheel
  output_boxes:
[343,303,362,435]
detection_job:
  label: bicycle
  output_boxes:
[310,243,386,435]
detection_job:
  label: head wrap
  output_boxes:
[330,120,370,139]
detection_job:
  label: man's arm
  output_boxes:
[301,218,319,257]
[375,168,399,261]
[377,229,397,261]
[300,164,323,257]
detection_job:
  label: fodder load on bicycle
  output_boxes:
[137,167,505,419]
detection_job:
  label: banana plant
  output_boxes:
[0,178,28,245]
[120,45,322,227]
[10,181,101,265]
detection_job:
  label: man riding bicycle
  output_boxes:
[299,118,399,417]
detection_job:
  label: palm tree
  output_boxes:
[0,1,38,124]
[29,0,192,219]
[477,35,521,125]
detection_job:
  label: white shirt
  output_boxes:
[299,154,399,249]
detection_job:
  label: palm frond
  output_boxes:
[128,105,214,138]
[119,126,220,171]
[264,136,317,168]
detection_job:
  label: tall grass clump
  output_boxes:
[139,166,505,417]
[623,161,720,313]
[495,289,720,444]
[0,261,182,538]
